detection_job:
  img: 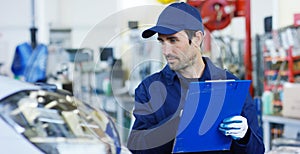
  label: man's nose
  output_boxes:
[162,43,172,56]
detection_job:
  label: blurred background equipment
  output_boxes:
[187,0,246,32]
[11,0,48,83]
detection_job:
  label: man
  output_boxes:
[127,2,264,154]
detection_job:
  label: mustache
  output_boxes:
[165,54,178,60]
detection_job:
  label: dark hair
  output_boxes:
[184,30,196,44]
[184,30,204,48]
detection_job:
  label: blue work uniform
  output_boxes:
[127,57,265,154]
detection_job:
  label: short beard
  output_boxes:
[168,53,197,71]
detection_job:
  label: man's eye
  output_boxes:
[169,38,177,43]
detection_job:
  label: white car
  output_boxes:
[0,75,126,154]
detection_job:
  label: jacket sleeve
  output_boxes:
[127,81,176,154]
[230,94,265,154]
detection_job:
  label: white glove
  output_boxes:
[219,115,248,140]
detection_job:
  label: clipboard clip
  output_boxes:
[204,79,238,89]
[204,79,235,82]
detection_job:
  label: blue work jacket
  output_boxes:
[127,57,265,154]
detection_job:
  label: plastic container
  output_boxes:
[261,90,274,115]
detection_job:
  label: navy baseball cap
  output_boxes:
[142,2,204,38]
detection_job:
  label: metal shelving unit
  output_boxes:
[262,115,300,152]
[260,25,300,153]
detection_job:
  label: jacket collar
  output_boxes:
[163,65,177,85]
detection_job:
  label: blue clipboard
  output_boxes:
[172,80,251,153]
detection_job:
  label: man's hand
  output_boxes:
[219,115,248,140]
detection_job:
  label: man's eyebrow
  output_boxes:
[157,35,179,42]
[166,36,178,40]
[157,36,178,40]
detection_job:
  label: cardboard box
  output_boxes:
[282,82,300,119]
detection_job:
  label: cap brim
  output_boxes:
[142,26,179,38]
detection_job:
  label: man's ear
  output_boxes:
[193,31,204,46]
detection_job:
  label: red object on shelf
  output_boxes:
[263,30,300,93]
[264,56,287,62]
[294,13,300,26]
[292,55,300,60]
[294,70,300,75]
[287,46,295,82]
[264,70,289,76]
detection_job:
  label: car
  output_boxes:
[0,75,129,154]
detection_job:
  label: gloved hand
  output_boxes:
[219,115,248,140]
